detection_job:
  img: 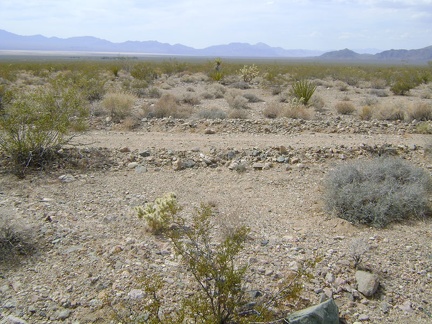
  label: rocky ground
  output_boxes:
[1,73,432,323]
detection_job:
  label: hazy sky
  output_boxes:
[1,0,431,51]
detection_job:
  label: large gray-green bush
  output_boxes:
[324,157,432,227]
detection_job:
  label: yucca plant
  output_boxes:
[290,80,317,105]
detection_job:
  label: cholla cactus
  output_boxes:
[238,64,260,83]
[136,193,179,234]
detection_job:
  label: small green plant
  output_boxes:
[415,121,432,134]
[210,70,224,82]
[324,157,432,227]
[136,194,250,323]
[290,80,316,105]
[238,64,260,83]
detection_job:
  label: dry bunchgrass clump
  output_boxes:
[101,92,137,121]
[263,102,283,119]
[369,89,388,97]
[0,214,35,263]
[375,103,405,121]
[225,90,249,109]
[335,101,356,115]
[181,93,201,106]
[359,106,374,121]
[407,102,432,121]
[310,95,325,112]
[282,105,312,120]
[197,107,227,120]
[206,84,226,99]
[243,93,263,103]
[228,109,248,119]
[145,93,192,119]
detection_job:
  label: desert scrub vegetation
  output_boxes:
[290,80,317,105]
[132,193,320,323]
[0,79,88,176]
[238,64,260,83]
[375,103,405,121]
[324,157,432,228]
[407,102,432,121]
[225,90,249,109]
[100,91,137,122]
[144,93,193,119]
[335,101,356,115]
[263,99,312,120]
[0,213,35,264]
[135,193,250,323]
[197,107,227,120]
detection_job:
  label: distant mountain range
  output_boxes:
[320,47,432,63]
[0,29,431,62]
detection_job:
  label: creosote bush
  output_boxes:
[0,81,88,176]
[324,157,432,227]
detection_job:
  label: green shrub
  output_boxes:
[210,70,224,82]
[290,80,316,105]
[0,85,88,176]
[415,122,432,134]
[390,80,415,95]
[131,63,158,81]
[136,194,250,323]
[324,157,432,227]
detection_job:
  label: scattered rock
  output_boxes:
[2,315,28,324]
[397,300,414,313]
[286,298,340,324]
[58,174,75,183]
[57,309,71,320]
[355,270,379,297]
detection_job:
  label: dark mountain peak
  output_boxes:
[320,48,361,59]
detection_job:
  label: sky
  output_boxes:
[1,0,431,52]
